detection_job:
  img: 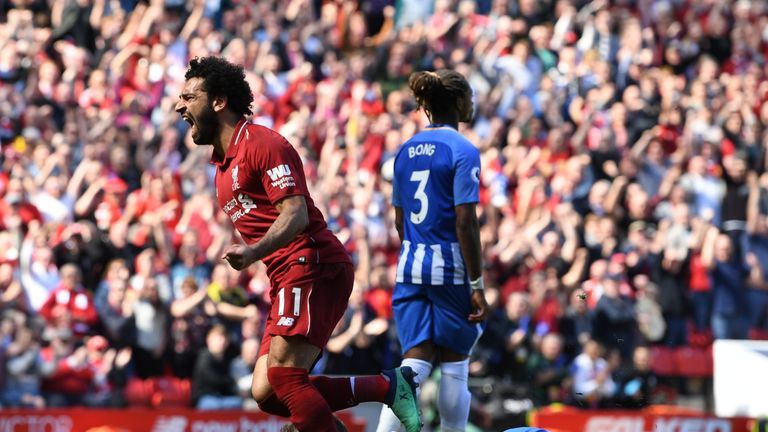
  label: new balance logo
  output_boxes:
[267,164,292,181]
[152,416,187,432]
[276,317,295,327]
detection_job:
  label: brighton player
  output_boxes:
[378,70,489,432]
[175,56,421,432]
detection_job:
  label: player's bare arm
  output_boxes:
[455,203,488,322]
[394,206,404,243]
[222,195,309,270]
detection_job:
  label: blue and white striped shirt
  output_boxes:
[392,126,481,286]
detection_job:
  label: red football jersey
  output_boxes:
[212,120,351,283]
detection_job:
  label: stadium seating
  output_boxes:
[749,328,768,341]
[124,378,154,407]
[687,327,714,348]
[673,346,713,378]
[125,377,192,408]
[151,377,192,408]
[650,346,677,376]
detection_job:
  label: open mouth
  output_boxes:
[182,115,194,127]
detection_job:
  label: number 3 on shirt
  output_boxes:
[409,170,430,224]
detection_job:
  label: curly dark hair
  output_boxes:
[409,69,473,122]
[184,57,253,117]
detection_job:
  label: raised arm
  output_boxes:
[562,248,589,289]
[179,0,206,43]
[746,173,763,235]
[700,225,720,270]
[746,253,767,291]
[170,289,208,318]
[326,310,363,354]
[604,176,629,217]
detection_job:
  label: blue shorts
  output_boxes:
[392,282,484,356]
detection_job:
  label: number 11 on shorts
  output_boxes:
[277,287,302,316]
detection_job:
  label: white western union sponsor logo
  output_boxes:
[396,240,411,283]
[451,242,465,284]
[267,164,296,189]
[267,164,292,181]
[411,244,425,284]
[430,245,444,285]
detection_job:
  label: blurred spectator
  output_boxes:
[321,283,390,376]
[592,272,636,359]
[0,0,765,417]
[95,277,133,346]
[559,289,593,360]
[38,264,98,336]
[701,226,759,339]
[169,276,213,378]
[746,173,768,330]
[688,219,713,332]
[88,345,133,408]
[649,219,691,346]
[170,231,211,298]
[130,248,173,305]
[39,326,93,407]
[614,346,657,409]
[472,292,540,382]
[633,276,666,345]
[129,278,168,378]
[19,230,59,313]
[93,258,130,325]
[191,324,241,410]
[526,333,570,406]
[0,261,25,312]
[206,263,258,339]
[82,335,115,407]
[571,339,616,409]
[2,324,44,407]
[52,223,104,291]
[230,337,259,409]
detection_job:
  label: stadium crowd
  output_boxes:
[1,0,768,428]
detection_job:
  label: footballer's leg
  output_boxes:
[436,348,472,432]
[376,341,434,432]
[266,334,339,431]
[377,283,435,432]
[257,263,421,431]
[431,284,483,432]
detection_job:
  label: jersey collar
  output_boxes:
[210,119,248,166]
[425,123,457,130]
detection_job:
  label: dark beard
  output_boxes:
[192,103,220,145]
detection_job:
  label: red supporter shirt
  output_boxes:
[212,120,351,283]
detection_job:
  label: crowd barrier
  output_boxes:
[0,408,366,432]
[529,405,754,432]
[0,405,755,432]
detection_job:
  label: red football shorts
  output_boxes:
[258,262,354,358]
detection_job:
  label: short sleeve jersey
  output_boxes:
[212,120,351,281]
[392,126,481,286]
